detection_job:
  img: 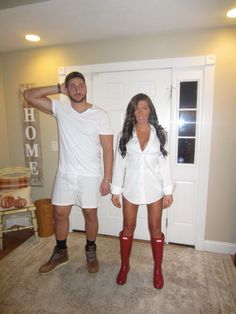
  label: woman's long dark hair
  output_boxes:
[119,93,168,158]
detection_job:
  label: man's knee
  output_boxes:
[53,206,70,222]
[54,212,68,222]
[83,209,98,223]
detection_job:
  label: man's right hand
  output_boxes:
[60,82,68,95]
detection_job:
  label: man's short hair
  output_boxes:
[65,71,86,87]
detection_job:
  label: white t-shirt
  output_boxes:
[52,99,113,177]
[111,125,174,205]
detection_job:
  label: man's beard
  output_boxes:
[68,94,86,103]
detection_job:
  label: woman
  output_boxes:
[111,93,174,289]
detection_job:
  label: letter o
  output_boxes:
[25,126,36,140]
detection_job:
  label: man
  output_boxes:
[24,71,113,274]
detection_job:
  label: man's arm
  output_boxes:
[23,85,64,114]
[99,134,114,196]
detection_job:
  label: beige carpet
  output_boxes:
[0,232,235,314]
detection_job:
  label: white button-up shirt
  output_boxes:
[111,125,174,205]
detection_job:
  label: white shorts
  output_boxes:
[51,173,102,208]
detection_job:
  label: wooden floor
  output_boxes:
[0,228,34,260]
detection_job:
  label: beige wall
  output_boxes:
[1,27,236,243]
[0,55,10,166]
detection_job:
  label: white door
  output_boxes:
[167,69,204,245]
[92,69,172,240]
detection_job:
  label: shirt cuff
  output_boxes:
[164,184,175,195]
[110,185,123,195]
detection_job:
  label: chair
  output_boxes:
[0,167,38,250]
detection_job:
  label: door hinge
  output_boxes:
[170,84,174,102]
[166,217,168,228]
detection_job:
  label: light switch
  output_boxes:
[51,141,58,151]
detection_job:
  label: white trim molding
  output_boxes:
[58,55,216,79]
[196,238,236,255]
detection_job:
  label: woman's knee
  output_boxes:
[123,222,136,235]
[148,223,161,237]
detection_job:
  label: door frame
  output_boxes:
[58,55,215,250]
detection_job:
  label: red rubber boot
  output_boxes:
[116,231,133,285]
[151,233,165,289]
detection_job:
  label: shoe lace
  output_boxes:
[49,247,64,262]
[86,249,97,262]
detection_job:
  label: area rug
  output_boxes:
[0,233,235,314]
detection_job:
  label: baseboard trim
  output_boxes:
[196,238,236,254]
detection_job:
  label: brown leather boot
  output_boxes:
[116,231,133,285]
[151,233,165,289]
[39,246,69,274]
[85,244,99,273]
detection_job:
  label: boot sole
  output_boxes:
[39,260,69,275]
[87,265,99,274]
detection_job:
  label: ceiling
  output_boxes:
[0,0,236,52]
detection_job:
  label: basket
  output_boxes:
[34,198,54,237]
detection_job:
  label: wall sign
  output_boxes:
[19,83,44,186]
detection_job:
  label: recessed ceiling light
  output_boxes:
[226,8,236,18]
[25,34,40,42]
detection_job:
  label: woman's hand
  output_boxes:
[111,194,121,208]
[163,195,173,209]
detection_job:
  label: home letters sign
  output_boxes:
[19,83,44,186]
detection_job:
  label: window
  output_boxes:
[177,81,198,164]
